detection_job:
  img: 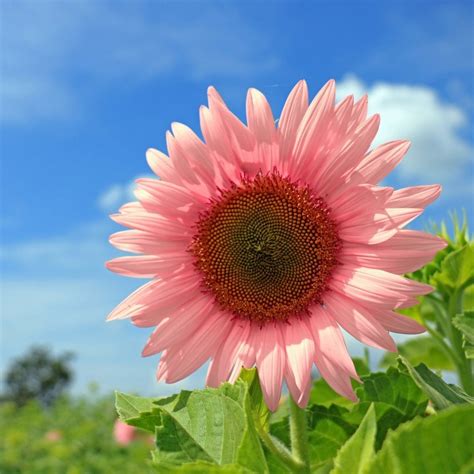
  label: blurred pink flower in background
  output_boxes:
[45,430,62,442]
[113,419,136,446]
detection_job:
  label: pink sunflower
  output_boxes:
[106,80,446,411]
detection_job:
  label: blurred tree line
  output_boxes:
[1,346,74,406]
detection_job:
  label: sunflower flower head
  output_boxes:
[106,80,446,410]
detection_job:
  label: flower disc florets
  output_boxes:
[190,170,341,324]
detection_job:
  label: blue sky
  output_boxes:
[1,0,473,396]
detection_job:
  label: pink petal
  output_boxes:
[118,201,144,214]
[339,207,423,245]
[324,292,396,351]
[171,121,227,195]
[331,266,433,309]
[246,88,276,144]
[142,296,214,357]
[109,230,186,255]
[330,184,392,222]
[285,365,312,408]
[307,306,360,381]
[199,105,238,172]
[386,185,441,209]
[256,324,285,411]
[283,319,315,393]
[291,80,335,177]
[206,320,250,387]
[166,131,202,187]
[106,253,192,278]
[314,350,357,401]
[208,86,255,152]
[346,94,368,134]
[228,325,259,382]
[352,140,410,185]
[341,230,447,274]
[317,114,380,195]
[369,307,426,334]
[106,280,161,321]
[129,274,202,325]
[136,177,204,208]
[384,207,423,229]
[110,212,191,239]
[157,312,233,383]
[278,80,309,170]
[145,148,182,185]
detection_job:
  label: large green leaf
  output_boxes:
[307,405,356,469]
[331,404,376,474]
[367,404,474,474]
[398,356,474,409]
[302,366,428,469]
[116,379,267,473]
[453,310,474,359]
[380,336,455,371]
[150,457,253,473]
[433,244,474,290]
[342,368,428,449]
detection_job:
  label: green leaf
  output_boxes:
[367,404,474,474]
[453,310,474,359]
[346,368,428,448]
[237,368,270,430]
[156,383,260,464]
[433,244,474,290]
[150,457,253,473]
[307,405,356,469]
[116,379,268,473]
[353,357,370,376]
[380,336,455,371]
[331,404,376,474]
[309,378,356,409]
[115,391,162,433]
[398,356,474,409]
[308,378,358,407]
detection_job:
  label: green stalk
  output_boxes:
[288,395,311,473]
[254,420,304,473]
[457,360,473,396]
[448,289,474,395]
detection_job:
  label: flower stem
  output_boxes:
[255,422,304,472]
[288,395,311,473]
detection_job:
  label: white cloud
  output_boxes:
[337,75,473,190]
[97,174,155,213]
[1,1,278,124]
[97,182,136,213]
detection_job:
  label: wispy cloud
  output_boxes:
[1,1,278,124]
[337,75,473,195]
[97,181,136,214]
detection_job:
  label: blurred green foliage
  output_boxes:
[382,212,474,395]
[0,392,153,474]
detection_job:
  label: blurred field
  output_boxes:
[0,391,154,474]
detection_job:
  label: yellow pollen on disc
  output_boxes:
[189,171,341,324]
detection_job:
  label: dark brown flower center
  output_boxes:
[189,172,340,323]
